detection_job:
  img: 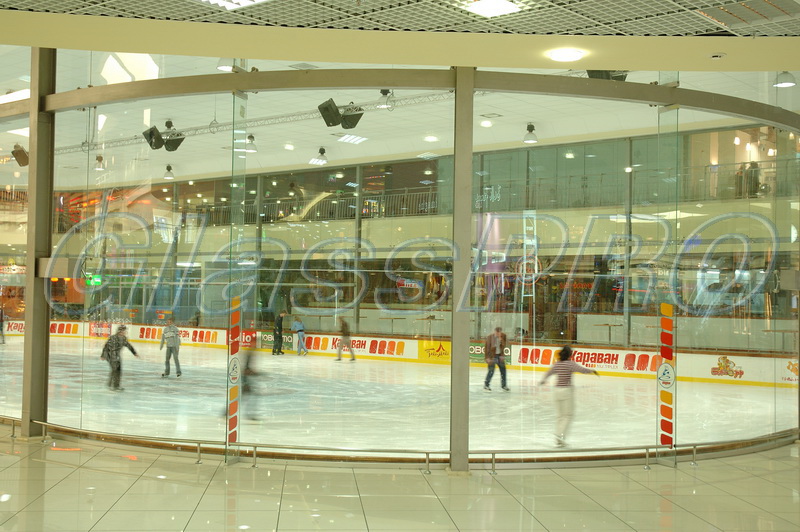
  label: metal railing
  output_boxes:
[22,420,797,472]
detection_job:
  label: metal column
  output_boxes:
[22,48,56,439]
[450,66,475,472]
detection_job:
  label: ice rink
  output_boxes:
[1,336,796,455]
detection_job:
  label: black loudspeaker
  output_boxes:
[586,70,628,82]
[318,99,342,127]
[164,133,186,152]
[341,104,364,130]
[11,144,29,167]
[143,126,165,150]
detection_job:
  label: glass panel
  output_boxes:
[0,115,29,419]
[48,94,235,438]
[228,87,456,452]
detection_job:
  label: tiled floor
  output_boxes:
[1,425,798,531]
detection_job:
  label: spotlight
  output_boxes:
[523,123,538,144]
[309,147,328,166]
[164,164,174,180]
[143,125,165,150]
[318,98,342,127]
[773,71,796,88]
[163,120,185,152]
[11,144,28,167]
[341,102,364,129]
[245,134,258,153]
[95,155,104,171]
[377,89,395,111]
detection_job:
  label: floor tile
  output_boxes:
[446,508,546,530]
[185,510,279,531]
[277,509,368,530]
[360,494,443,511]
[532,509,633,530]
[0,509,103,531]
[688,510,799,531]
[279,494,363,512]
[90,510,194,531]
[608,510,721,531]
[362,509,456,530]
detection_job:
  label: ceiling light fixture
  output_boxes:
[377,89,395,111]
[94,155,104,171]
[424,135,439,142]
[464,0,521,18]
[164,164,174,179]
[338,134,368,145]
[522,123,538,144]
[480,120,493,128]
[195,0,272,11]
[309,147,328,166]
[545,48,587,62]
[11,144,28,166]
[773,71,797,88]
[245,134,258,153]
[284,143,295,151]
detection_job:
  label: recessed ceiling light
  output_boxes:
[545,48,587,62]
[193,0,273,10]
[338,134,368,145]
[480,120,493,128]
[284,143,295,151]
[463,0,521,18]
[424,135,439,142]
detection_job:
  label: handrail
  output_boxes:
[32,421,224,464]
[24,421,797,472]
[0,415,20,439]
[468,445,673,474]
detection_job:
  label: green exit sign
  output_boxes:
[86,274,103,286]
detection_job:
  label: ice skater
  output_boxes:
[159,318,182,378]
[335,317,357,361]
[272,311,286,356]
[100,325,139,391]
[539,345,599,447]
[483,327,509,391]
[292,315,308,356]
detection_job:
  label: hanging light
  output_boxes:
[94,155,104,171]
[164,164,174,180]
[377,89,395,111]
[245,134,258,153]
[773,71,797,88]
[309,147,328,165]
[522,123,538,144]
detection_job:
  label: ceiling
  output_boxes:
[3,0,800,37]
[0,2,799,191]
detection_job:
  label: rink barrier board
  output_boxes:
[7,320,799,387]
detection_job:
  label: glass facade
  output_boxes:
[0,45,798,464]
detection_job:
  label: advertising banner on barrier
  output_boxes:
[6,320,84,337]
[418,339,451,364]
[299,333,418,359]
[89,322,112,337]
[133,325,227,347]
[511,342,799,386]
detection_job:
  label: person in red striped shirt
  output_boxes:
[540,345,599,447]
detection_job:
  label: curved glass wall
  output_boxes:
[0,116,29,420]
[0,44,797,463]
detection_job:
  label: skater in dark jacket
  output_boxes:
[101,325,138,391]
[159,318,182,378]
